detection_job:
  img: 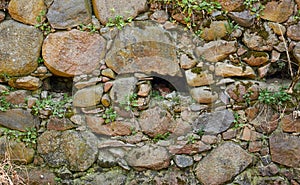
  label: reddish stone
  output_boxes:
[281,114,300,133]
[47,117,76,131]
[169,140,211,155]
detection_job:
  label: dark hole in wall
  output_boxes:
[151,76,176,96]
[43,76,73,94]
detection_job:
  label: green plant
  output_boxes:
[37,57,44,64]
[225,20,239,35]
[243,90,253,106]
[258,88,291,106]
[187,134,196,144]
[196,128,205,137]
[35,10,52,35]
[243,0,265,18]
[2,127,37,148]
[32,94,72,118]
[0,91,10,112]
[233,112,246,129]
[153,132,170,143]
[102,107,117,124]
[130,127,137,135]
[106,15,132,30]
[121,93,139,111]
[78,23,98,33]
[294,10,300,21]
[151,90,164,101]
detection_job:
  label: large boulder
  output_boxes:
[0,20,43,76]
[42,29,106,77]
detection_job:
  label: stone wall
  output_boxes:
[0,0,300,184]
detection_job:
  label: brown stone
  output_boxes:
[47,117,76,131]
[281,114,300,133]
[73,84,103,107]
[0,20,43,76]
[294,42,300,63]
[5,90,29,105]
[190,87,218,104]
[137,83,151,97]
[0,10,5,22]
[268,22,286,35]
[201,21,228,41]
[8,76,42,90]
[222,129,237,140]
[249,141,263,153]
[8,0,46,25]
[92,0,147,25]
[195,142,252,185]
[215,62,256,78]
[270,133,300,168]
[242,28,278,51]
[226,82,259,103]
[101,94,111,107]
[251,106,279,134]
[258,63,271,79]
[287,24,300,41]
[216,0,243,12]
[169,140,211,155]
[43,29,106,77]
[261,0,294,23]
[185,70,214,87]
[228,10,255,27]
[101,68,116,79]
[150,10,169,23]
[242,51,269,67]
[104,82,113,92]
[201,135,218,145]
[195,40,237,62]
[180,54,197,69]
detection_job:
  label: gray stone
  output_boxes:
[195,142,253,185]
[0,11,5,23]
[8,0,46,25]
[109,77,137,105]
[0,20,43,76]
[37,130,98,172]
[125,144,170,171]
[293,41,300,63]
[195,40,237,62]
[73,84,103,107]
[42,29,106,77]
[174,155,194,168]
[270,133,300,168]
[193,109,234,135]
[0,109,37,132]
[47,0,92,29]
[228,11,255,27]
[74,171,127,185]
[287,24,300,41]
[92,0,147,25]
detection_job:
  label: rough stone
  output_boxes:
[293,42,300,63]
[268,22,286,35]
[139,106,175,137]
[242,51,269,67]
[0,109,37,132]
[75,170,127,185]
[109,77,137,105]
[74,77,102,89]
[27,168,56,185]
[216,0,243,12]
[104,82,113,93]
[287,24,300,41]
[47,117,77,131]
[201,21,228,41]
[258,63,271,79]
[0,137,35,164]
[215,62,256,78]
[190,86,218,104]
[280,114,300,133]
[101,94,111,107]
[73,84,103,107]
[37,130,98,171]
[47,0,92,29]
[101,68,116,79]
[270,133,300,168]
[226,82,259,103]
[261,0,294,23]
[174,155,193,168]
[125,144,170,171]
[169,140,211,155]
[42,29,106,77]
[180,54,197,69]
[195,40,237,62]
[150,10,169,23]
[201,135,218,144]
[8,0,46,25]
[195,142,253,185]
[185,69,214,87]
[222,128,237,140]
[92,0,147,25]
[228,11,255,27]
[193,109,234,135]
[0,20,43,76]
[8,76,42,90]
[250,106,279,134]
[105,21,183,81]
[0,11,4,22]
[137,83,151,97]
[5,90,30,105]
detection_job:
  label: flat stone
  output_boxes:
[47,117,77,131]
[180,54,197,69]
[169,140,211,155]
[250,106,279,134]
[215,62,256,78]
[47,0,92,29]
[8,76,42,90]
[124,144,170,171]
[73,84,103,107]
[185,69,214,87]
[76,170,127,185]
[27,168,56,185]
[150,10,169,23]
[270,133,300,168]
[225,81,259,103]
[193,109,234,135]
[8,0,46,25]
[201,21,228,41]
[242,51,269,67]
[0,11,5,22]
[0,109,37,131]
[5,90,30,105]
[201,135,218,144]
[74,77,102,89]
[280,114,300,133]
[37,130,98,171]
[101,94,111,107]
[258,63,271,79]
[174,155,194,168]
[288,24,300,41]
[101,68,116,79]
[92,0,147,25]
[139,106,176,138]
[294,42,300,63]
[195,40,237,62]
[228,11,255,27]
[261,0,294,23]
[190,86,218,104]
[268,22,286,35]
[195,142,252,185]
[137,83,151,97]
[216,0,243,11]
[109,77,137,105]
[0,20,43,76]
[42,29,106,77]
